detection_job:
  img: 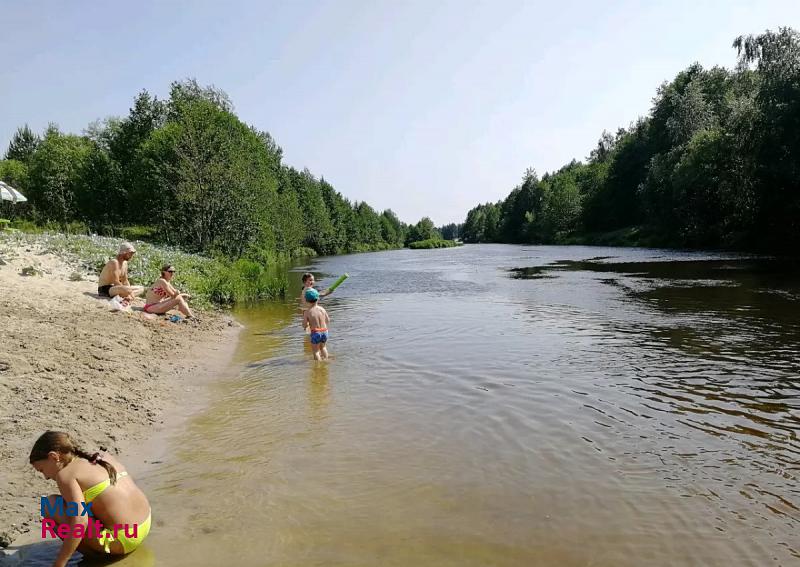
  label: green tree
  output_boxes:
[0,159,29,219]
[537,163,583,240]
[5,125,40,163]
[463,207,483,242]
[380,209,405,247]
[319,178,352,253]
[138,98,278,256]
[107,91,166,221]
[405,216,440,244]
[167,78,233,120]
[75,143,123,229]
[0,159,29,189]
[287,168,335,254]
[484,203,501,241]
[354,202,383,247]
[734,27,800,251]
[499,169,540,242]
[26,126,93,225]
[438,222,463,240]
[580,122,651,234]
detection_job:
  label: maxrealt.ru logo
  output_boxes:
[40,496,139,539]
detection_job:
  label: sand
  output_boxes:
[0,239,240,550]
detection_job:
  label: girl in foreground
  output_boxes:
[29,431,151,566]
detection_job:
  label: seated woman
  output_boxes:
[29,431,151,565]
[143,264,194,318]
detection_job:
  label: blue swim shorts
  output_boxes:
[310,331,328,345]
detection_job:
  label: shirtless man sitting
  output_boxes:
[97,242,145,300]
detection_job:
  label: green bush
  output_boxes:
[409,238,461,249]
[178,257,287,306]
[40,221,90,235]
[10,219,43,233]
[120,225,159,241]
[65,221,90,235]
[291,246,318,258]
[344,242,397,253]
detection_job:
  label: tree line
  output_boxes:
[461,28,800,253]
[1,80,444,259]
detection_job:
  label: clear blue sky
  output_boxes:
[1,1,798,225]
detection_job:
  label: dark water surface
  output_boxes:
[85,245,800,566]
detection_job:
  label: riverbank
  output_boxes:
[0,239,241,552]
[542,225,762,252]
[0,231,288,306]
[459,227,674,250]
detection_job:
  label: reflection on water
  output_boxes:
[127,245,798,566]
[309,361,331,422]
[12,538,156,566]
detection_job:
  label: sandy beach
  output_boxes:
[0,239,240,551]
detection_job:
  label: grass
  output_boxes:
[0,231,288,308]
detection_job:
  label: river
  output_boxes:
[56,245,800,565]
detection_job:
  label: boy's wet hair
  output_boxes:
[302,272,314,283]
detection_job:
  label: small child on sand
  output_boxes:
[302,288,330,360]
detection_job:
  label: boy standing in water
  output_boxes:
[302,288,330,360]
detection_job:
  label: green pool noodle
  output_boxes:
[327,273,349,292]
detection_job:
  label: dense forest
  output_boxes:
[461,28,800,253]
[0,80,444,260]
[5,28,798,258]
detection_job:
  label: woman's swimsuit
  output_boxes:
[82,471,151,554]
[144,285,171,313]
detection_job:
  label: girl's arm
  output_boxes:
[52,476,88,567]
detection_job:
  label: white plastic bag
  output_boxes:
[109,295,124,311]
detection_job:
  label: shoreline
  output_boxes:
[0,241,243,561]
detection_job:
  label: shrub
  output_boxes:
[409,239,461,249]
[120,225,160,241]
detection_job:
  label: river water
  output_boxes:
[55,245,800,565]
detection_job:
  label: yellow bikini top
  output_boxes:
[83,471,128,503]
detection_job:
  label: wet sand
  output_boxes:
[0,241,240,554]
